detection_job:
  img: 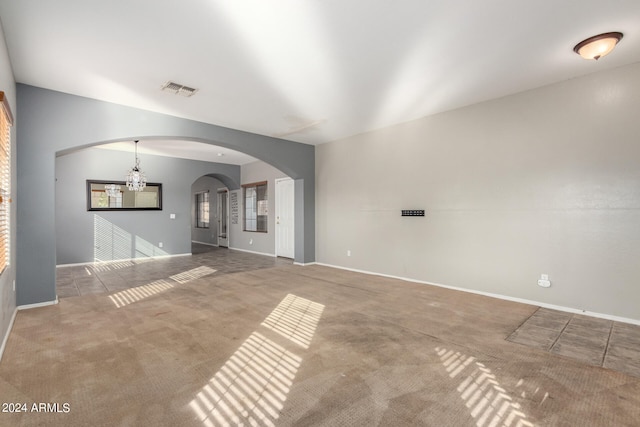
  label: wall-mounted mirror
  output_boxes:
[87,180,162,211]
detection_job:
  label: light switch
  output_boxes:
[170,213,176,219]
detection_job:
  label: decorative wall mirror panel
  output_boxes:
[86,180,162,211]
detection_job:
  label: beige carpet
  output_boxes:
[1,261,639,426]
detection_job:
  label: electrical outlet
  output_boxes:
[159,242,163,248]
[249,239,253,245]
[347,250,351,257]
[538,274,551,288]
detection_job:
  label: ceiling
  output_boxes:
[1,0,639,156]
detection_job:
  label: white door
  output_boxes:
[217,189,229,248]
[275,178,295,259]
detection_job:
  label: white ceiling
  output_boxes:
[1,0,639,156]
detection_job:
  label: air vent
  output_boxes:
[161,81,198,97]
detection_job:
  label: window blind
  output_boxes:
[0,91,13,273]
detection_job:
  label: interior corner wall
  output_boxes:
[0,20,17,359]
[191,176,227,246]
[229,161,288,256]
[55,148,240,265]
[316,62,640,322]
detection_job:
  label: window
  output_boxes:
[195,191,210,228]
[243,181,267,232]
[90,189,122,208]
[0,92,13,273]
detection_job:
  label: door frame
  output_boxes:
[217,188,229,248]
[275,177,295,258]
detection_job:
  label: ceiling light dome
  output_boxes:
[573,32,623,60]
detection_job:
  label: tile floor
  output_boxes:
[507,307,640,378]
[56,243,291,298]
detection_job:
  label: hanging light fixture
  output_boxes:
[126,140,147,191]
[573,32,623,60]
[104,183,121,197]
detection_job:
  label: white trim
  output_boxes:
[56,252,192,268]
[216,188,230,248]
[0,306,17,363]
[18,297,59,311]
[316,263,640,326]
[275,177,295,259]
[229,247,276,257]
[192,240,218,247]
[294,261,317,266]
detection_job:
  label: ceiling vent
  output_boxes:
[161,81,198,97]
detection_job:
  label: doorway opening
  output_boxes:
[191,175,233,254]
[217,189,229,248]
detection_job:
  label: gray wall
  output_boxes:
[0,21,16,357]
[17,85,315,305]
[191,175,226,246]
[56,151,293,263]
[229,161,288,255]
[55,148,240,264]
[316,62,640,322]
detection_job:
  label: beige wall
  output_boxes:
[316,62,640,322]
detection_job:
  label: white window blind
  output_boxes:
[242,181,267,232]
[0,91,13,273]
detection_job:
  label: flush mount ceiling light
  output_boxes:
[161,81,198,97]
[573,32,623,60]
[125,140,147,191]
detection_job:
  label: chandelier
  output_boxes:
[104,183,121,197]
[126,140,147,191]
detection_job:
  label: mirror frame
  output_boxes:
[86,180,163,211]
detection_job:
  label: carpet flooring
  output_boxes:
[1,248,639,426]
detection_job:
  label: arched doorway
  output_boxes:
[191,175,232,250]
[17,85,315,306]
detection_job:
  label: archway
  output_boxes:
[191,174,231,250]
[16,85,314,306]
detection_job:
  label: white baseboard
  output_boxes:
[294,261,317,266]
[1,298,59,362]
[228,247,276,257]
[0,306,17,363]
[315,262,640,326]
[18,298,59,311]
[56,253,192,268]
[192,241,218,247]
